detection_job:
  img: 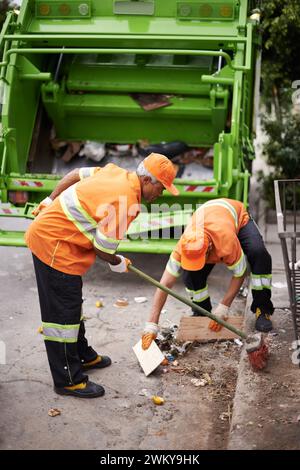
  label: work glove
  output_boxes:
[108,255,131,273]
[208,303,229,332]
[142,322,159,350]
[32,197,53,216]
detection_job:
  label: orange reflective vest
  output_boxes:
[25,164,141,275]
[166,198,250,278]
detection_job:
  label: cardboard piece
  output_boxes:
[132,339,165,376]
[176,316,244,342]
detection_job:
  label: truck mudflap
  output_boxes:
[0,203,193,252]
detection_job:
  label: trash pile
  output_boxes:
[50,134,214,180]
[155,321,193,359]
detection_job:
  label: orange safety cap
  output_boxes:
[180,231,210,271]
[143,153,179,196]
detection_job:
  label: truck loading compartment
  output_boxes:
[0,0,259,250]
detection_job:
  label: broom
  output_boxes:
[128,264,269,371]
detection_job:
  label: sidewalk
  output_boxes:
[228,223,300,449]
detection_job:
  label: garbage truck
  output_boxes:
[0,0,260,252]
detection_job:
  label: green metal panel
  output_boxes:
[0,0,259,251]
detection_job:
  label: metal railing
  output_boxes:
[274,179,300,342]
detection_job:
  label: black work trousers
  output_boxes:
[183,219,274,316]
[33,255,98,388]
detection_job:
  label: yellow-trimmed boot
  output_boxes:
[82,355,112,370]
[54,380,105,398]
[255,308,273,332]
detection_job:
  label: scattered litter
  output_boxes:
[166,354,175,362]
[37,326,43,334]
[134,297,148,304]
[162,368,169,374]
[61,141,82,162]
[272,282,287,289]
[279,329,286,334]
[161,309,167,314]
[152,395,165,406]
[296,414,300,423]
[139,141,188,159]
[258,424,263,428]
[191,373,212,387]
[247,421,254,426]
[138,389,150,397]
[234,338,243,347]
[114,298,129,308]
[172,360,179,367]
[155,322,192,358]
[203,372,212,384]
[79,141,106,162]
[160,356,169,367]
[219,411,230,421]
[9,317,13,320]
[95,300,103,308]
[131,93,172,111]
[191,378,207,387]
[48,408,61,417]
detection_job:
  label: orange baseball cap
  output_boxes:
[180,231,210,271]
[143,153,179,196]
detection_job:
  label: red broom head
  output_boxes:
[246,334,269,371]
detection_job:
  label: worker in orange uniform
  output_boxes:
[25,153,179,398]
[142,198,274,350]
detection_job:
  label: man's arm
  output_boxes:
[142,268,177,350]
[148,268,177,324]
[32,169,81,216]
[50,169,81,200]
[94,247,123,266]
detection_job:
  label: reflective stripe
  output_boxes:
[185,285,209,302]
[166,255,182,278]
[228,252,247,277]
[60,184,120,253]
[60,185,97,243]
[251,274,272,290]
[202,199,238,228]
[42,322,80,343]
[94,228,119,254]
[79,167,95,180]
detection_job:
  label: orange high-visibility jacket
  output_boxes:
[166,198,250,278]
[25,164,141,275]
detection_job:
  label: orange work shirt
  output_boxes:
[167,198,250,278]
[25,164,141,275]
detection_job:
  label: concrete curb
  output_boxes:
[227,288,258,449]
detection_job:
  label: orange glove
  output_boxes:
[141,322,159,350]
[32,197,52,216]
[208,303,229,332]
[108,255,131,273]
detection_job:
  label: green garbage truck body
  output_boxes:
[0,0,260,252]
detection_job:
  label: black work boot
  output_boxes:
[54,380,105,398]
[81,355,112,371]
[255,308,273,332]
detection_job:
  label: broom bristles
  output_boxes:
[247,342,269,370]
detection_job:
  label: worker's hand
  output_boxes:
[142,322,159,350]
[32,197,53,216]
[108,255,131,273]
[208,303,229,332]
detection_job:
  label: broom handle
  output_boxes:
[128,264,247,340]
